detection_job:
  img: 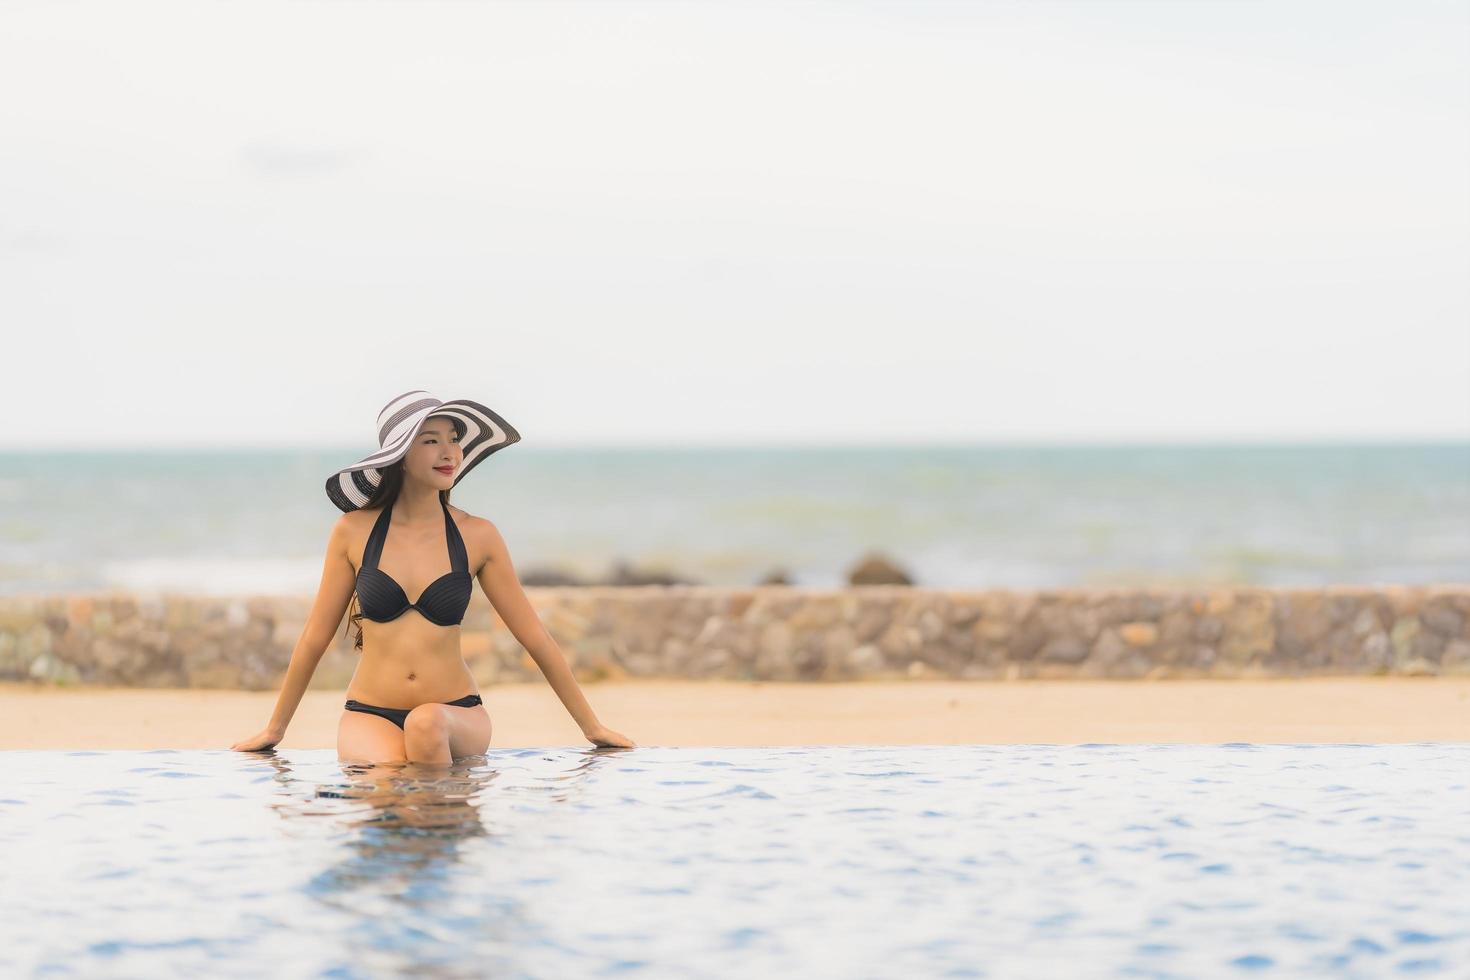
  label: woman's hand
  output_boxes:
[584,724,636,748]
[229,726,285,752]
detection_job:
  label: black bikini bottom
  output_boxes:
[343,693,483,731]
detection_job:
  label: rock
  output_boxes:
[19,624,51,660]
[1039,637,1089,664]
[3,586,1469,686]
[845,644,884,673]
[659,636,689,672]
[876,620,918,661]
[520,566,588,587]
[792,640,829,680]
[694,647,730,676]
[1390,618,1421,659]
[29,652,80,684]
[754,620,796,679]
[820,625,858,670]
[621,652,660,676]
[1351,607,1383,637]
[1219,594,1275,667]
[1421,602,1465,638]
[975,619,1012,643]
[1193,617,1224,643]
[1119,622,1159,647]
[576,653,629,682]
[1441,640,1470,675]
[1362,632,1391,670]
[602,560,698,587]
[693,615,727,647]
[790,600,842,631]
[846,552,913,586]
[0,631,21,678]
[1090,628,1128,667]
[916,609,946,643]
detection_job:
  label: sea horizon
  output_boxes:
[1,441,1464,598]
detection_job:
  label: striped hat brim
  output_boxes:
[325,396,520,512]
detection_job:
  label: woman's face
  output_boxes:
[402,416,464,490]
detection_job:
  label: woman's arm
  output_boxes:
[474,518,635,748]
[230,516,356,751]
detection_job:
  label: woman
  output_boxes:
[230,390,635,763]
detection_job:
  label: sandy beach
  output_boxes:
[2,677,1466,750]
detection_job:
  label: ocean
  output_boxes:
[0,443,1465,596]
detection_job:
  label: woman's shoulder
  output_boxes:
[335,506,380,532]
[330,503,491,541]
[330,507,380,548]
[447,503,495,532]
[447,505,505,555]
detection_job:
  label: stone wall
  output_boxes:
[1,585,1467,690]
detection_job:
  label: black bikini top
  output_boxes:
[355,497,473,627]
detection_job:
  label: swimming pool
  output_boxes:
[3,744,1466,977]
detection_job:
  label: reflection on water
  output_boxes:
[3,744,1468,978]
[252,750,615,977]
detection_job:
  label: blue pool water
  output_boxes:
[3,744,1467,978]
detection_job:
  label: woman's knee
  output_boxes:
[403,704,449,741]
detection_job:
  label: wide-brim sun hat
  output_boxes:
[325,390,521,513]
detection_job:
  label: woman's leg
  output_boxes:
[402,701,492,765]
[337,709,408,764]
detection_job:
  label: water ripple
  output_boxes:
[0,743,1466,977]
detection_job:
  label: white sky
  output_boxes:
[2,0,1467,448]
